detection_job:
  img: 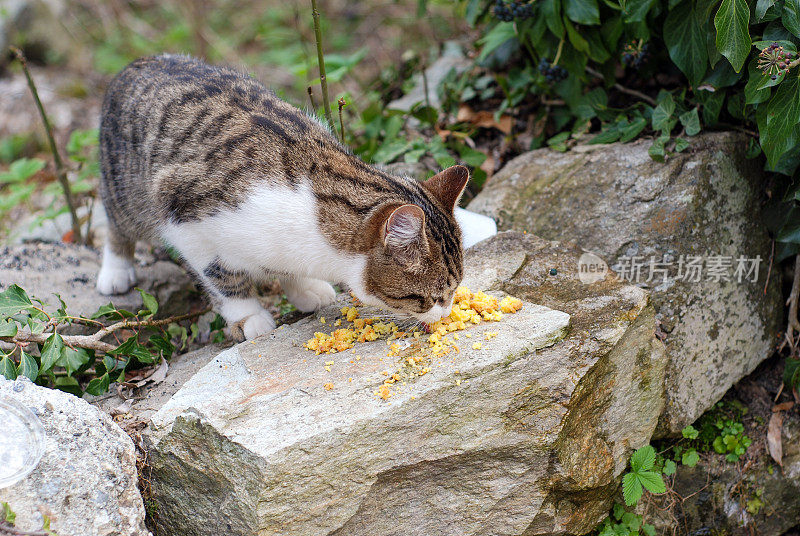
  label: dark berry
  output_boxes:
[549,268,558,276]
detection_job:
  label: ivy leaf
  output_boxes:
[137,288,158,318]
[0,320,17,337]
[17,351,39,382]
[54,375,81,396]
[674,137,690,152]
[57,346,91,376]
[762,76,800,168]
[110,336,156,364]
[648,134,670,162]
[785,357,800,388]
[663,1,709,87]
[85,373,111,396]
[477,22,517,62]
[714,0,751,72]
[565,0,600,25]
[756,0,777,21]
[631,445,656,471]
[785,0,800,38]
[0,284,35,317]
[637,470,667,494]
[622,472,643,505]
[652,94,676,131]
[40,333,64,373]
[0,355,17,380]
[679,108,701,136]
[622,0,656,22]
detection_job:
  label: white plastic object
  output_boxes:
[0,395,46,488]
[455,207,498,249]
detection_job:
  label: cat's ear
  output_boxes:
[422,165,469,212]
[382,204,428,267]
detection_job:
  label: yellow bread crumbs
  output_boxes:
[324,382,333,390]
[302,286,524,400]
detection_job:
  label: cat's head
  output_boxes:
[355,165,469,324]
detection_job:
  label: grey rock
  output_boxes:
[468,132,782,436]
[0,376,149,536]
[0,241,194,319]
[387,41,470,112]
[145,232,667,536]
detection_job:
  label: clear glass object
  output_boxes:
[0,396,45,488]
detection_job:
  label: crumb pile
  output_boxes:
[303,286,523,400]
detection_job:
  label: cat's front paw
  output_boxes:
[234,310,276,341]
[96,265,137,295]
[286,279,336,312]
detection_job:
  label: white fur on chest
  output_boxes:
[160,180,365,286]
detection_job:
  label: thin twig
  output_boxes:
[785,254,800,352]
[310,0,334,128]
[307,86,318,111]
[1,307,211,354]
[764,238,775,296]
[421,59,432,112]
[10,46,82,244]
[337,96,347,142]
[0,519,49,536]
[585,65,657,106]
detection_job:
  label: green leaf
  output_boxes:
[85,373,111,396]
[674,137,690,152]
[714,0,751,72]
[0,355,17,380]
[637,470,667,494]
[785,0,800,38]
[565,0,600,24]
[664,1,709,86]
[477,22,518,62]
[148,334,175,360]
[622,0,656,22]
[679,108,701,136]
[547,132,570,152]
[110,336,156,364]
[756,0,777,21]
[785,357,800,388]
[663,459,677,475]
[17,351,39,382]
[619,116,647,142]
[2,502,16,524]
[0,320,17,337]
[57,346,91,376]
[631,445,656,471]
[762,76,800,167]
[682,425,699,439]
[652,94,676,131]
[622,472,643,505]
[40,333,64,372]
[648,135,669,162]
[642,523,657,536]
[137,288,158,318]
[0,284,35,317]
[54,375,81,396]
[0,158,45,184]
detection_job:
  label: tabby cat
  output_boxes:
[97,54,468,340]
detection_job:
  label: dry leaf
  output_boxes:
[773,401,795,412]
[457,104,512,134]
[148,359,169,384]
[110,398,134,417]
[767,410,784,466]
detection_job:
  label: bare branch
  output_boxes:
[9,46,83,244]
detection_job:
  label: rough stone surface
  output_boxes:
[145,232,667,536]
[0,376,149,536]
[468,132,782,436]
[0,242,194,319]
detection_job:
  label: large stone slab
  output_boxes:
[145,232,667,536]
[0,376,149,536]
[468,132,782,435]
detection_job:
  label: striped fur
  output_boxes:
[97,54,468,340]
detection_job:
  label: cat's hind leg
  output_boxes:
[280,276,336,312]
[194,259,275,341]
[96,232,137,295]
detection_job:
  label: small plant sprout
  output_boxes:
[622,445,667,506]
